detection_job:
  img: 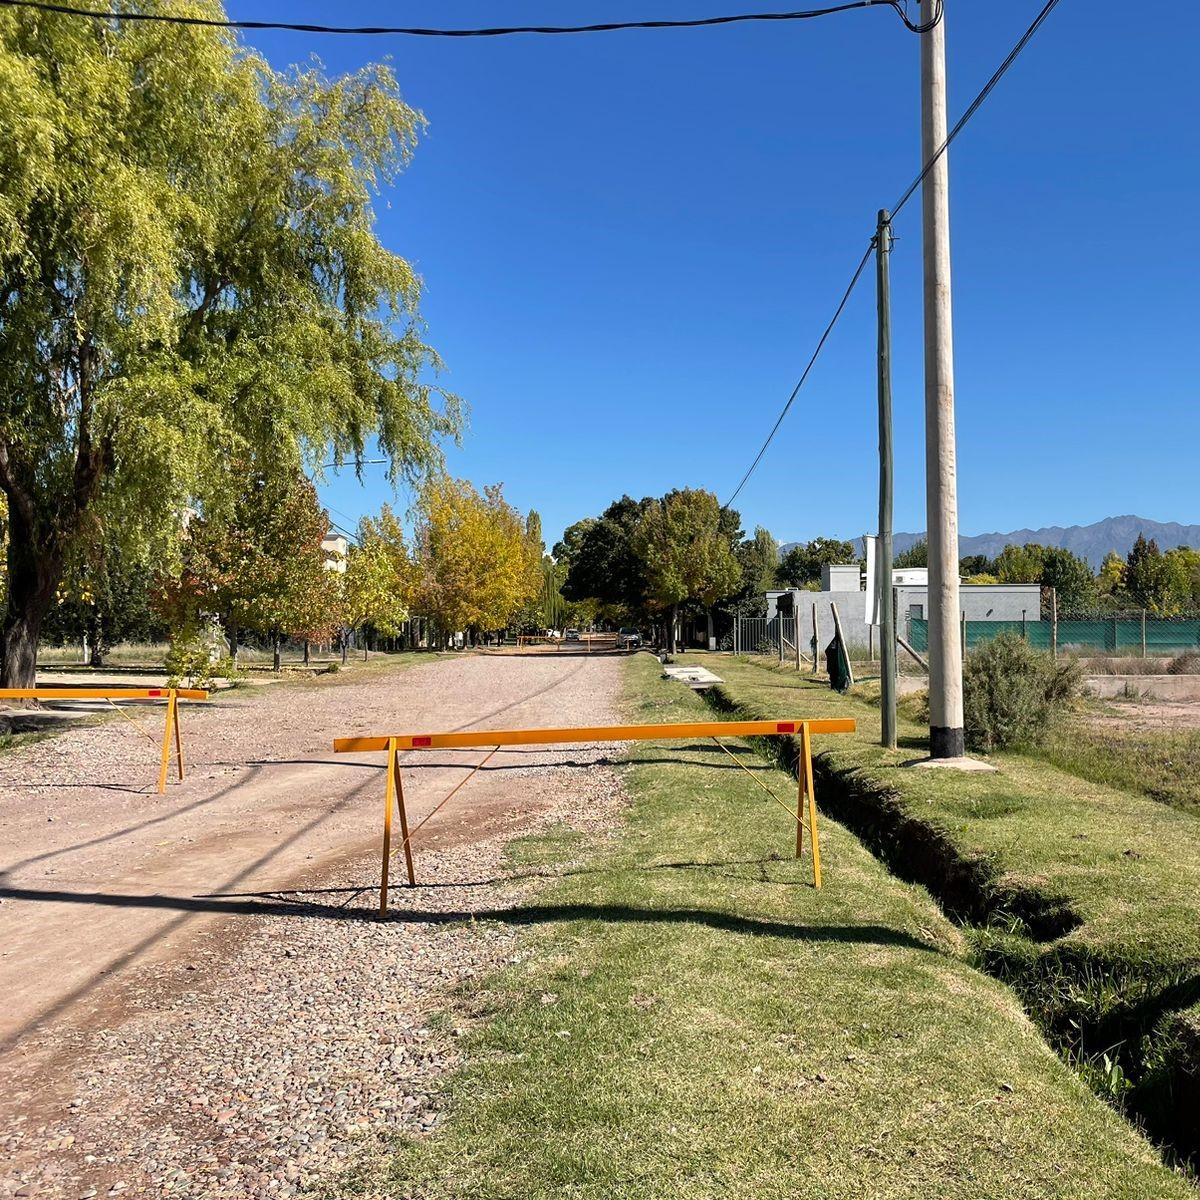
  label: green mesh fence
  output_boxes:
[908,616,1200,656]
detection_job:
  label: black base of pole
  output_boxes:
[930,726,965,759]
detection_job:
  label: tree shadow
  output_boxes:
[0,883,942,955]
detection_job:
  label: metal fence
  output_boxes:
[731,614,815,665]
[909,614,1200,657]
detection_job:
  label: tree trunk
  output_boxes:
[668,604,678,655]
[227,620,239,665]
[88,610,105,667]
[706,608,714,649]
[0,513,62,689]
[273,634,282,674]
[341,634,349,665]
[303,639,310,666]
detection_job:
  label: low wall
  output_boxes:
[1083,674,1200,701]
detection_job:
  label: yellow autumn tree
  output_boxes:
[341,504,412,659]
[412,477,540,644]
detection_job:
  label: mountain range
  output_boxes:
[782,517,1200,570]
[895,516,1200,569]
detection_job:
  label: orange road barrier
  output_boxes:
[333,717,856,916]
[0,687,209,794]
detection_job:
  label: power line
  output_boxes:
[0,0,942,37]
[890,0,1063,217]
[722,240,874,511]
[722,0,1064,509]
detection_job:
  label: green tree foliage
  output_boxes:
[559,498,653,616]
[959,554,994,577]
[1123,535,1191,616]
[42,539,164,665]
[539,557,568,631]
[1167,548,1200,610]
[158,469,331,665]
[0,7,460,685]
[736,527,781,603]
[343,540,407,658]
[893,540,928,570]
[992,543,1045,583]
[335,503,411,659]
[777,537,857,589]
[634,489,741,652]
[1039,547,1097,613]
[991,542,1096,615]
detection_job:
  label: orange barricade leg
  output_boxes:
[801,722,822,889]
[157,691,177,795]
[795,755,805,861]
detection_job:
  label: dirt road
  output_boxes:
[0,650,626,1198]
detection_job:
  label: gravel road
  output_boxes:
[0,650,628,1199]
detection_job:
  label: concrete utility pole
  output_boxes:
[875,209,897,751]
[921,0,964,758]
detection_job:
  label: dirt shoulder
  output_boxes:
[1,650,626,1199]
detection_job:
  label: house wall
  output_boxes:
[769,584,1043,651]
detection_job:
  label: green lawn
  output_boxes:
[1032,715,1200,814]
[687,653,1200,1158]
[336,654,1192,1199]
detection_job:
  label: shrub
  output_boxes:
[164,623,238,690]
[1167,652,1200,676]
[963,633,1081,752]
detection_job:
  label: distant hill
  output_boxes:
[779,517,1200,570]
[892,517,1200,569]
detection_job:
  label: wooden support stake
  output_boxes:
[802,722,822,889]
[395,759,416,888]
[812,603,820,675]
[172,689,185,781]
[380,737,397,917]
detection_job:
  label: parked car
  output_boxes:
[617,627,641,650]
[565,628,581,642]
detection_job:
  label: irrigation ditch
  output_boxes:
[700,682,1200,1172]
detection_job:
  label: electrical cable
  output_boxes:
[0,0,941,37]
[722,240,874,511]
[723,0,1063,509]
[890,0,1062,217]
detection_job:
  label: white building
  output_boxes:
[766,563,1041,651]
[321,532,349,573]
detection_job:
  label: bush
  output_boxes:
[164,624,238,689]
[963,633,1080,753]
[1167,652,1200,676]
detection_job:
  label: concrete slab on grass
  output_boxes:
[663,665,724,691]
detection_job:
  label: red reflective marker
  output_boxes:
[412,736,432,747]
[776,722,796,734]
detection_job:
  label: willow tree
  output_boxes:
[0,4,459,685]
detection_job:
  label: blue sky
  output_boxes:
[230,1,1198,549]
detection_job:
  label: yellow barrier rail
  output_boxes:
[0,687,209,794]
[333,717,856,916]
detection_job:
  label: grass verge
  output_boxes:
[1031,716,1200,814]
[690,653,1200,1164]
[335,653,1191,1199]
